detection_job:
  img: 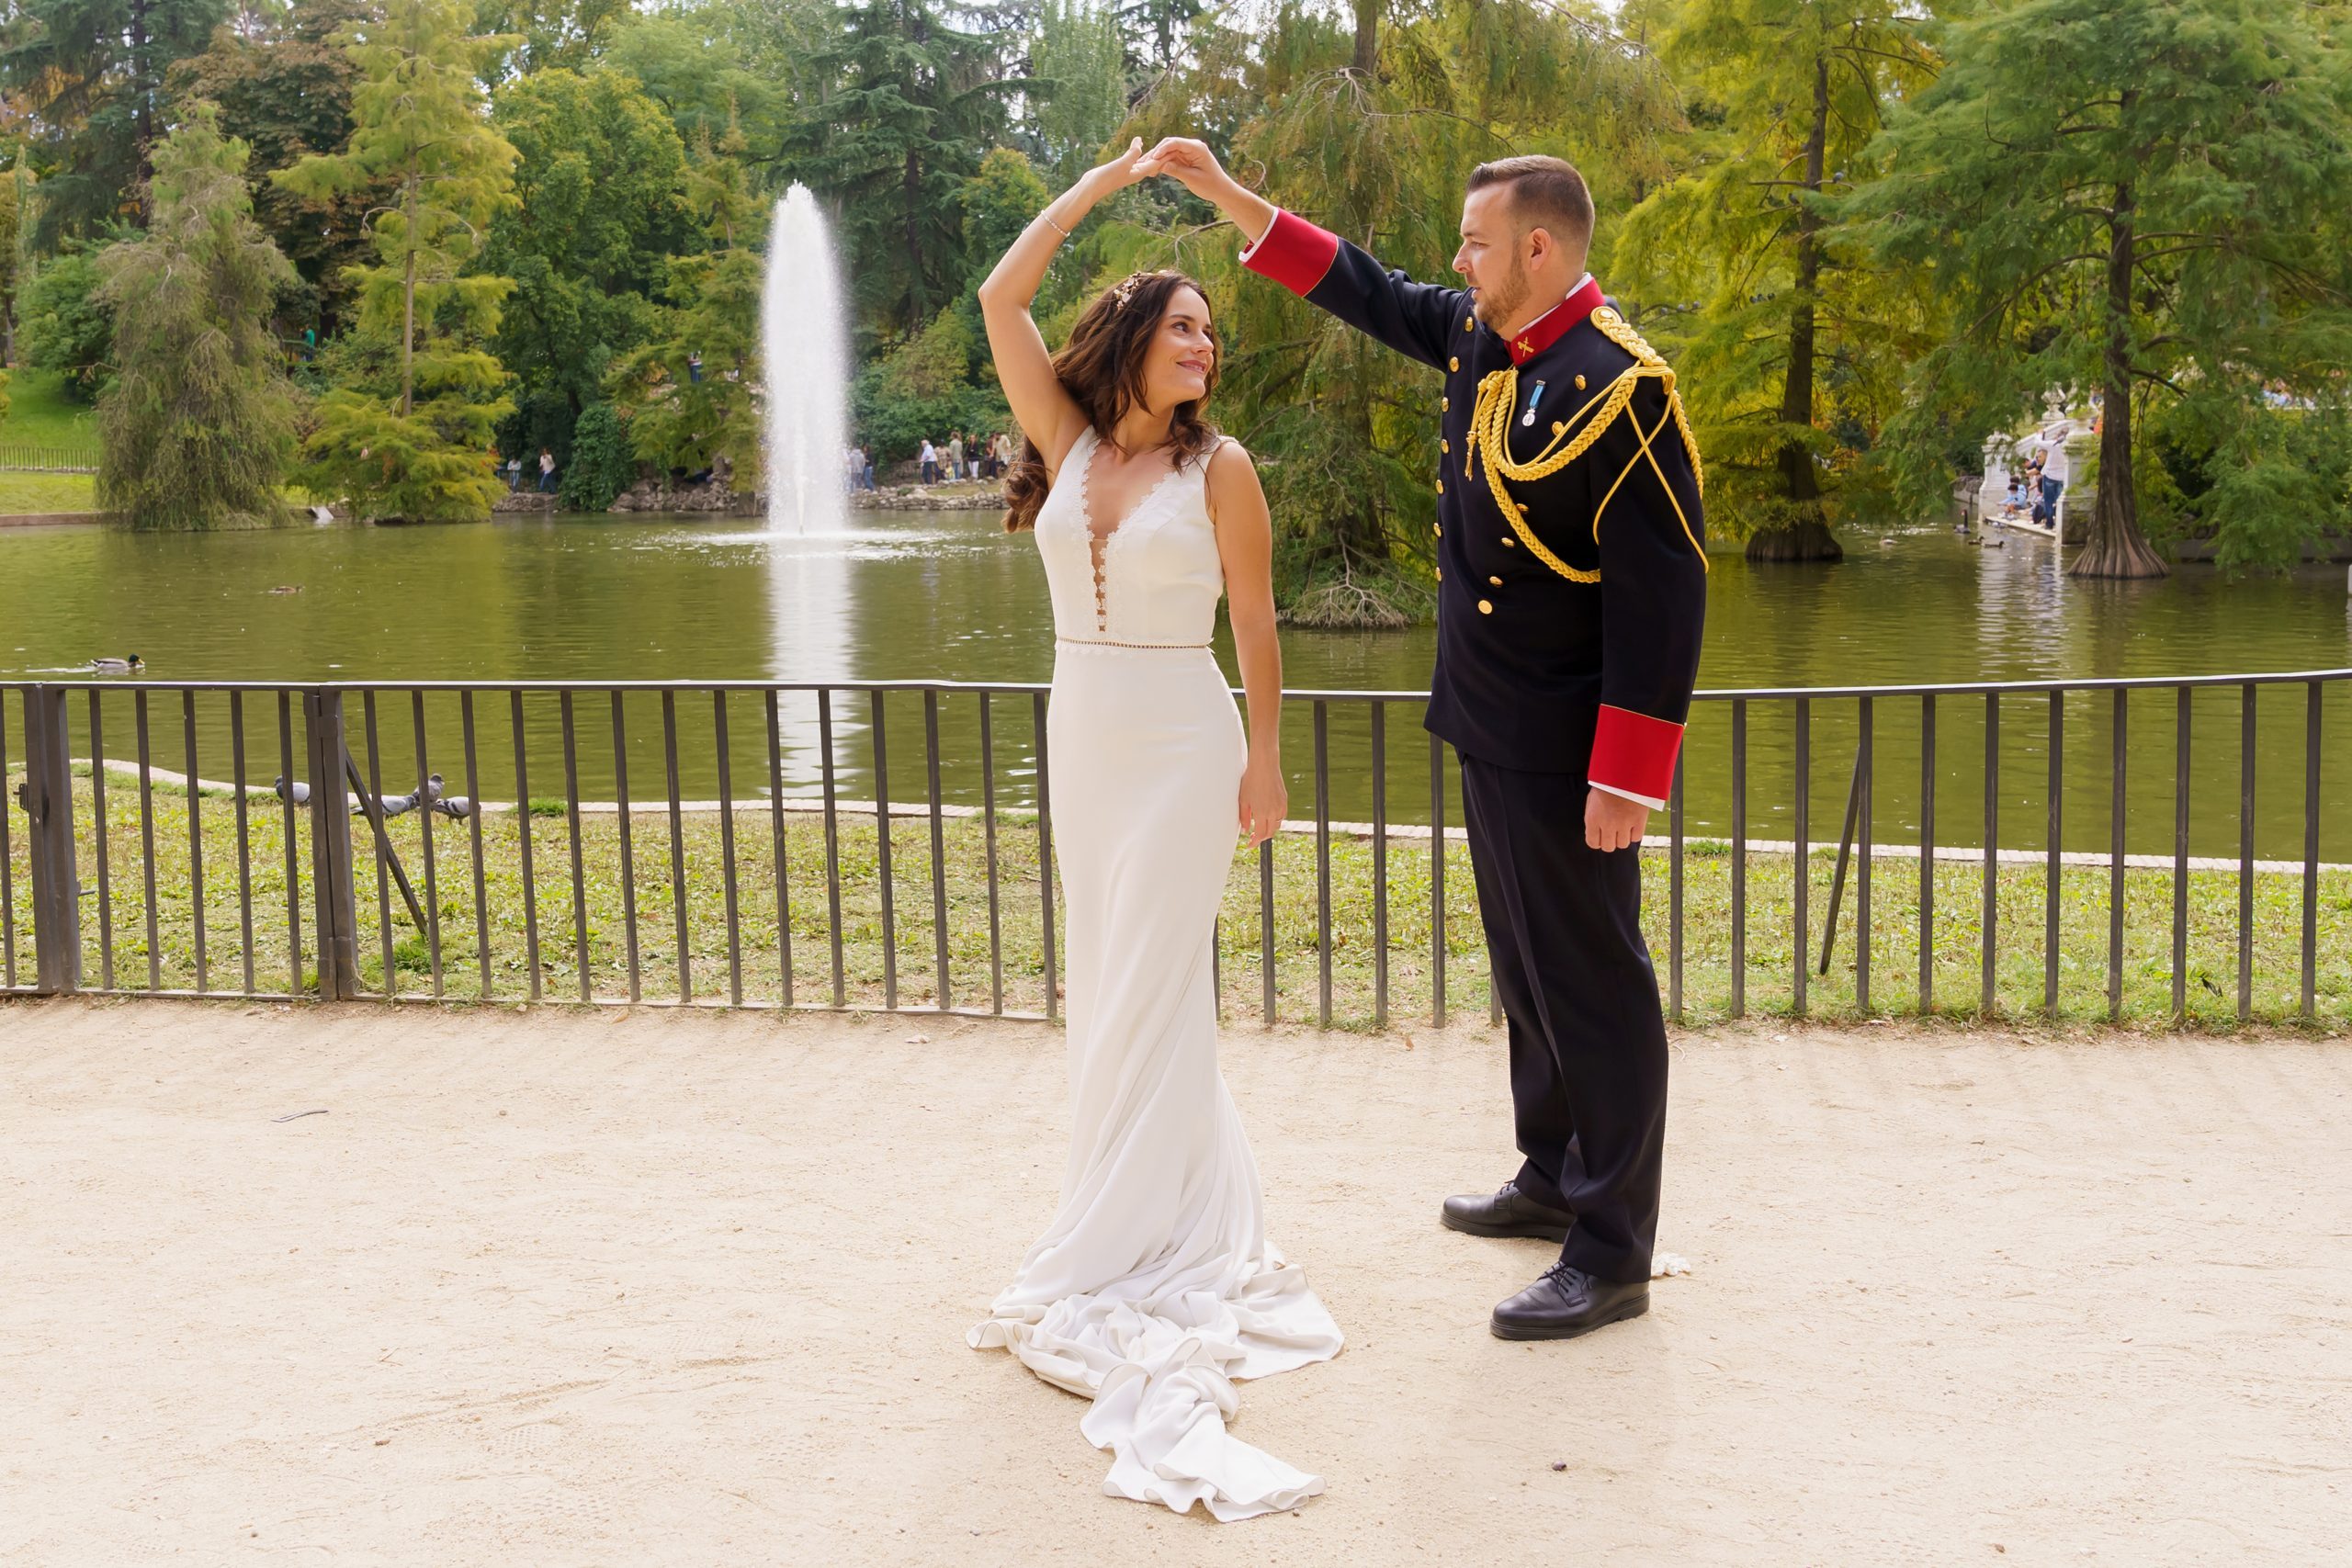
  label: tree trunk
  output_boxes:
[1351,0,1379,75]
[400,169,417,419]
[2069,173,2166,579]
[903,149,927,325]
[1748,48,1842,566]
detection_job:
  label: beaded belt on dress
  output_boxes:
[1056,637,1210,649]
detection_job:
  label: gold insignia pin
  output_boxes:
[1575,374,1587,390]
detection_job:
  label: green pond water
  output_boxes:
[1,511,2347,858]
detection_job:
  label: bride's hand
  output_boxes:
[1238,754,1287,848]
[1077,136,1155,197]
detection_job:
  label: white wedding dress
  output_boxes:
[967,426,1344,1521]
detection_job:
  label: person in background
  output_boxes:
[2035,463,2064,528]
[505,453,523,491]
[845,445,862,493]
[862,446,876,491]
[538,448,557,492]
[688,350,704,385]
[948,431,967,481]
[993,429,1012,479]
[920,437,939,485]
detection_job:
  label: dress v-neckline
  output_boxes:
[1077,428,1186,547]
[1075,430,1188,633]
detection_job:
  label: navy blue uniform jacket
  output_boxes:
[1242,209,1709,805]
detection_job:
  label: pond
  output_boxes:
[1,511,2346,857]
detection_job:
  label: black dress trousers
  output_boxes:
[1459,755,1668,1285]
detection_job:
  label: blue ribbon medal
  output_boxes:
[1520,379,1547,427]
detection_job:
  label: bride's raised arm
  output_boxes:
[976,138,1155,479]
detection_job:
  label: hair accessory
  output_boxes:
[1110,272,1149,311]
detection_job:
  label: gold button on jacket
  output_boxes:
[1476,599,1493,615]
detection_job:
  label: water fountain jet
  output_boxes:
[762,184,851,535]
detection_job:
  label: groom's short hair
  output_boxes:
[1466,155,1595,256]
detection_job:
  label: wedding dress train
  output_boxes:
[967,426,1343,1521]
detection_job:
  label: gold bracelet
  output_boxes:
[1040,210,1074,240]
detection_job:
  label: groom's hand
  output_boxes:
[1133,137,1227,196]
[1584,788,1650,853]
[1135,138,1277,245]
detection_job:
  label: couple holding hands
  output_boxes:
[962,134,1707,1521]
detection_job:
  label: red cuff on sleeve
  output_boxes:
[1589,705,1684,805]
[1238,209,1340,298]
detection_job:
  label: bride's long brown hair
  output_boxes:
[1002,269,1223,533]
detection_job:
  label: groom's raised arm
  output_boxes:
[1132,141,1465,372]
[1236,209,1467,373]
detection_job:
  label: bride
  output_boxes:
[965,138,1344,1521]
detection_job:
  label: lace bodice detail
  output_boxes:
[1034,427,1227,646]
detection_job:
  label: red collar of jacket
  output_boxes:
[1504,275,1604,365]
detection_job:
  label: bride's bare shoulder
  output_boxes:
[1204,434,1257,479]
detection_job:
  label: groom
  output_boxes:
[1142,140,1707,1341]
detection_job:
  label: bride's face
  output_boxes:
[1139,287,1216,412]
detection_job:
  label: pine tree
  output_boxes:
[1,0,232,247]
[274,0,522,523]
[609,124,764,487]
[95,102,301,530]
[168,0,390,339]
[784,0,1024,332]
[1849,0,2352,577]
[1616,0,1938,562]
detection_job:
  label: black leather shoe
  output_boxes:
[1441,1180,1576,1242]
[1489,1261,1650,1341]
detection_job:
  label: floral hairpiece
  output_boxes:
[1110,271,1155,311]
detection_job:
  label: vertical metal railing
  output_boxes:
[1,671,2343,1032]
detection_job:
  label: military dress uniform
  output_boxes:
[1242,209,1707,1286]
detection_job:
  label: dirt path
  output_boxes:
[3,998,2346,1565]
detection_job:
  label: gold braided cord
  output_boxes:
[1458,305,1711,585]
[1591,393,1711,573]
[1589,307,1706,499]
[1465,367,1630,583]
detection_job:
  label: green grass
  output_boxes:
[0,471,96,513]
[6,776,2347,1031]
[0,368,99,447]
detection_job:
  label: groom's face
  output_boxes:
[1454,186,1534,333]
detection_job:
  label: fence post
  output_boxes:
[17,686,81,994]
[302,690,359,999]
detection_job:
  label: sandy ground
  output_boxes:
[2,999,2346,1567]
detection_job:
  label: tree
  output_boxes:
[483,68,691,416]
[1,0,232,247]
[1116,0,1681,623]
[602,6,789,151]
[0,165,24,362]
[18,240,117,400]
[610,124,763,485]
[275,0,521,522]
[472,0,632,74]
[556,400,636,510]
[784,0,1024,332]
[169,0,389,338]
[1031,0,1128,186]
[1616,0,1938,562]
[95,102,300,529]
[1850,0,2352,577]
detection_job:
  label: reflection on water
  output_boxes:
[1,513,2346,853]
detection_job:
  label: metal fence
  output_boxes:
[0,444,101,474]
[3,671,2346,1028]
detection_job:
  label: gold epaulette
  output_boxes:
[1462,307,1708,585]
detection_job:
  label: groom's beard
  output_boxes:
[1471,264,1533,334]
